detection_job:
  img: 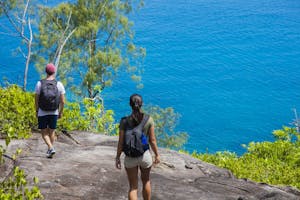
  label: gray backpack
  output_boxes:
[123,114,150,157]
[38,79,60,111]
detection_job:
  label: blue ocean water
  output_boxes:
[1,0,300,154]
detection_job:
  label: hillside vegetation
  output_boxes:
[1,85,299,200]
[191,126,300,189]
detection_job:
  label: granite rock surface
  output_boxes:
[1,131,299,200]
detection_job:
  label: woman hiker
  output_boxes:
[115,94,160,200]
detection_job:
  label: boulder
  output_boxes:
[1,131,299,200]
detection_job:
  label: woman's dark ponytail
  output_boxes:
[130,94,143,111]
[130,94,143,124]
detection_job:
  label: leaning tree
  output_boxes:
[0,0,36,91]
[35,0,145,98]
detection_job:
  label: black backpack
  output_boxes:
[123,114,150,157]
[38,79,60,111]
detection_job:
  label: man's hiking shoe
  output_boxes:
[46,149,50,157]
[46,148,56,158]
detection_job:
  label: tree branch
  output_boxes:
[3,8,21,34]
[105,26,116,46]
[54,27,76,71]
[0,31,19,37]
[21,0,30,36]
[54,11,77,71]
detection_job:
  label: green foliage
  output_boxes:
[0,167,43,200]
[0,146,4,164]
[35,0,145,98]
[58,98,117,135]
[57,102,87,131]
[144,105,188,149]
[0,0,17,15]
[0,85,36,145]
[191,126,300,189]
[0,85,42,199]
[273,126,300,142]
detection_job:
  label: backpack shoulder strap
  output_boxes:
[139,114,150,128]
[126,114,149,130]
[39,79,46,92]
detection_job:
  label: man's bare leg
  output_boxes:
[49,128,56,145]
[41,128,53,149]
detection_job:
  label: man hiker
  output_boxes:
[35,63,65,158]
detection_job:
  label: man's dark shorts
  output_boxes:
[38,115,58,129]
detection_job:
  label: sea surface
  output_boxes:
[1,0,300,154]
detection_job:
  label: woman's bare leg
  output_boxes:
[125,166,139,200]
[140,167,151,200]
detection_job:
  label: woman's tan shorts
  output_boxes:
[124,150,153,169]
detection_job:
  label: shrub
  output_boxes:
[57,98,117,135]
[192,126,300,189]
[144,105,188,149]
[0,85,36,162]
[0,167,43,200]
[0,85,36,143]
[0,85,42,199]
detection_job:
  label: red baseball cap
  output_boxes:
[45,63,56,75]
